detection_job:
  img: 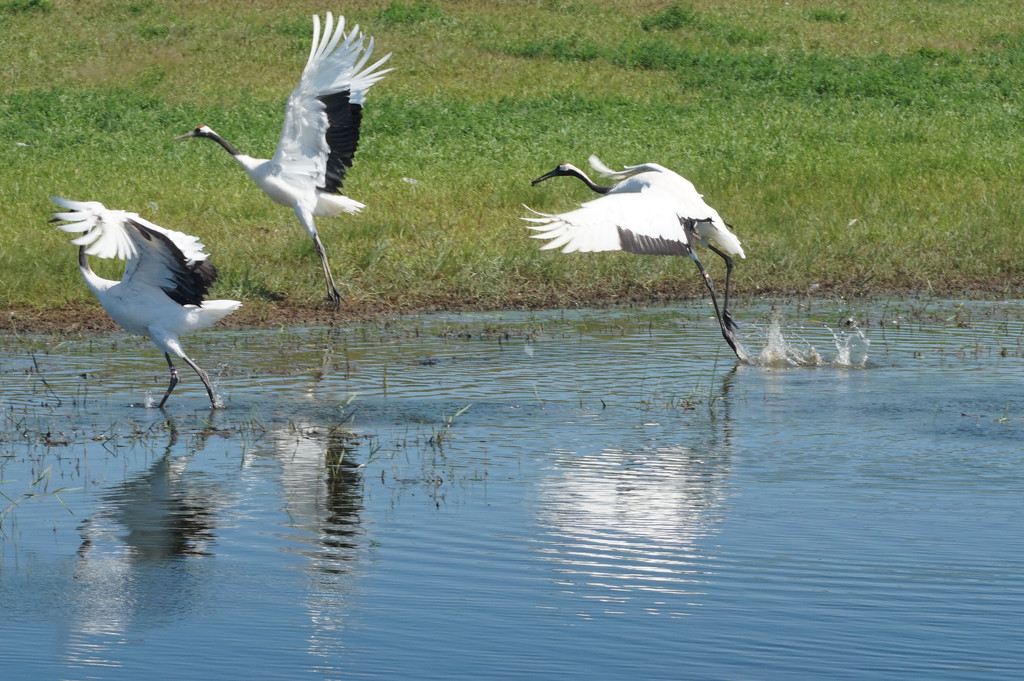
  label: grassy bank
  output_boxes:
[2,0,1024,329]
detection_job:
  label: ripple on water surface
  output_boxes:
[1,298,1023,680]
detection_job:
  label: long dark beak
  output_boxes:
[531,168,560,186]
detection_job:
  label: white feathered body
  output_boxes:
[85,278,239,358]
[235,156,365,223]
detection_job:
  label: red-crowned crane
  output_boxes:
[524,155,746,360]
[51,196,241,408]
[176,12,392,306]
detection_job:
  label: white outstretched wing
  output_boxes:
[51,196,217,306]
[301,13,392,105]
[51,196,139,261]
[523,189,692,255]
[270,12,392,192]
[51,196,209,264]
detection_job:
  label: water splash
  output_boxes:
[831,323,870,367]
[747,317,869,368]
[754,319,824,367]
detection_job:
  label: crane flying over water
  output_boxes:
[176,12,392,306]
[524,155,746,360]
[50,196,241,408]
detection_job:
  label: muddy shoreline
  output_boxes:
[4,287,1014,336]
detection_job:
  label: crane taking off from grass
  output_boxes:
[176,12,392,306]
[51,197,241,408]
[524,155,746,360]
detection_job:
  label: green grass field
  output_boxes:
[3,0,1024,325]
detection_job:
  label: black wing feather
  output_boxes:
[128,218,217,306]
[318,90,363,194]
[616,226,690,257]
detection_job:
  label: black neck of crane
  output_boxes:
[207,131,241,157]
[570,168,612,194]
[78,246,92,273]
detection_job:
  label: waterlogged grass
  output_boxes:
[2,0,1024,324]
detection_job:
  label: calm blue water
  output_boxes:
[1,298,1022,680]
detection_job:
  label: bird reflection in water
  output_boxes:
[534,371,737,616]
[65,420,224,668]
[77,456,216,561]
[270,421,365,673]
[273,421,365,572]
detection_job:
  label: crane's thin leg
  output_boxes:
[706,243,737,332]
[159,352,221,409]
[180,354,220,409]
[690,251,744,361]
[159,352,180,408]
[312,233,342,309]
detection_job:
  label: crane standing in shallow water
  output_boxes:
[524,155,746,360]
[176,12,392,306]
[50,197,241,408]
